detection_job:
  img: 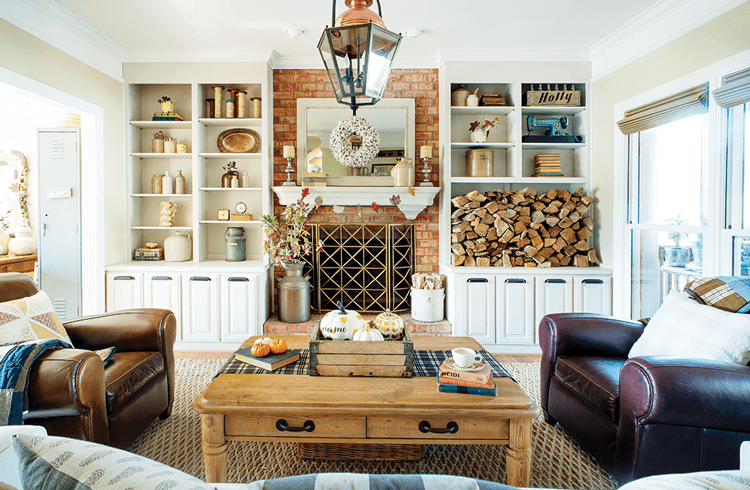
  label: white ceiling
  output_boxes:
[1,0,746,81]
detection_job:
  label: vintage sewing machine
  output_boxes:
[522,115,582,143]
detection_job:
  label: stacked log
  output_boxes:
[451,187,600,268]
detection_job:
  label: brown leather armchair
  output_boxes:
[0,273,176,449]
[539,312,750,483]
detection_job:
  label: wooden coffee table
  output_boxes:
[193,335,538,487]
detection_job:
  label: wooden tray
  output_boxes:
[308,322,414,377]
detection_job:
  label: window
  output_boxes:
[725,102,750,275]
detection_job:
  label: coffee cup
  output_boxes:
[451,347,482,368]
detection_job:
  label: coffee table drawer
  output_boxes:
[367,416,509,441]
[225,415,366,439]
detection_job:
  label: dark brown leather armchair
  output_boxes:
[539,312,750,483]
[1,273,176,449]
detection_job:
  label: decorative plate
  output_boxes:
[445,358,484,372]
[217,128,260,153]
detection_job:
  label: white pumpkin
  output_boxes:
[320,301,364,340]
[352,321,385,341]
[374,310,405,339]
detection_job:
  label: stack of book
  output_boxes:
[437,359,496,396]
[234,347,301,371]
[152,111,184,121]
[532,154,563,177]
[301,172,327,187]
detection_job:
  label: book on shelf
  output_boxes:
[301,172,327,178]
[233,347,301,371]
[438,359,492,384]
[152,112,184,121]
[437,376,497,397]
[438,372,495,389]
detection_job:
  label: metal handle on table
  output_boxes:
[418,421,458,434]
[276,419,315,432]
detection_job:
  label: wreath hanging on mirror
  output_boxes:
[329,116,380,168]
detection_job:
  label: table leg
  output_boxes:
[506,417,532,488]
[202,414,229,483]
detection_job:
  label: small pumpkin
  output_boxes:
[352,321,385,341]
[374,309,405,339]
[250,342,271,357]
[320,301,364,340]
[269,339,288,355]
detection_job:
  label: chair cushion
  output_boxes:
[685,276,750,313]
[104,351,164,414]
[0,290,71,347]
[618,470,750,489]
[554,356,623,423]
[629,289,750,365]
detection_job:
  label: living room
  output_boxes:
[1,1,750,489]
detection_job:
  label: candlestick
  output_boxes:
[283,145,295,158]
[419,156,433,186]
[420,145,433,159]
[282,155,296,186]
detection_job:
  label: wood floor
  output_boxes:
[174,350,541,363]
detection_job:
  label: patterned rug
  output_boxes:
[128,359,620,490]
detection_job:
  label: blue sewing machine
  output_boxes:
[522,115,582,143]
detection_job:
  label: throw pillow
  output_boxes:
[618,470,750,490]
[12,433,214,490]
[628,289,750,364]
[0,290,72,347]
[94,347,115,366]
[685,276,750,313]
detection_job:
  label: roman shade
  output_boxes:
[712,67,750,108]
[617,83,709,135]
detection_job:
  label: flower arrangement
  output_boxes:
[223,161,237,173]
[261,188,315,268]
[157,96,172,104]
[469,117,502,134]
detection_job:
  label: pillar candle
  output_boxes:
[283,146,295,158]
[420,145,433,158]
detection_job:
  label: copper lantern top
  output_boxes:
[335,0,386,29]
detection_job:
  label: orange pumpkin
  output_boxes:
[270,339,288,355]
[250,342,271,357]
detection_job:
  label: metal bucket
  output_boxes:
[278,261,311,323]
[224,227,246,262]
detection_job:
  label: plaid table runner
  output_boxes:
[216,349,512,379]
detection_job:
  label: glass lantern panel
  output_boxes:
[328,25,371,99]
[318,31,344,101]
[365,27,401,99]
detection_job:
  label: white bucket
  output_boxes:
[410,287,445,322]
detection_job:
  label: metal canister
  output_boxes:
[278,261,311,323]
[224,227,246,262]
[465,149,494,177]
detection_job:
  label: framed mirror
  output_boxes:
[296,98,415,186]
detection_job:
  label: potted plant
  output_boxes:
[469,117,502,143]
[664,216,691,267]
[261,188,315,323]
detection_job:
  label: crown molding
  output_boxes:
[123,49,276,64]
[436,47,591,63]
[590,0,748,81]
[0,0,124,82]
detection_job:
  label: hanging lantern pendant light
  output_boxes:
[318,0,402,115]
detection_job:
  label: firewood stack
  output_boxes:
[450,187,600,268]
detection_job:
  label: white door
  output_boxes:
[106,273,143,311]
[574,277,613,315]
[459,276,495,345]
[496,277,535,345]
[535,276,574,329]
[221,274,260,342]
[144,273,182,338]
[37,129,81,320]
[182,274,220,342]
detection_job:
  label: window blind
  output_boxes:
[617,83,709,135]
[712,67,750,108]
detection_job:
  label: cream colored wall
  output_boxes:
[591,2,750,268]
[0,18,125,265]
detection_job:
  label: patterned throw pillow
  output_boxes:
[12,433,214,490]
[685,276,750,313]
[0,290,72,347]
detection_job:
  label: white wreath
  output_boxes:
[329,116,380,168]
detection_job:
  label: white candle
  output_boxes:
[420,146,433,158]
[283,146,295,158]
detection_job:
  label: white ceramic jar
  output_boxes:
[164,232,191,262]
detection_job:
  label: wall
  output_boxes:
[272,68,440,273]
[0,18,125,267]
[591,2,750,271]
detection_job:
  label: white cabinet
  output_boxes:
[181,273,221,342]
[574,276,612,315]
[459,276,495,345]
[143,272,182,330]
[496,277,535,345]
[221,273,262,342]
[106,273,143,310]
[535,276,574,328]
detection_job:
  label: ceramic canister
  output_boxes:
[164,232,191,262]
[391,157,415,187]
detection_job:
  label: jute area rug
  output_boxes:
[128,359,620,490]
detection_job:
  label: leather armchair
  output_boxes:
[0,273,176,449]
[539,312,750,483]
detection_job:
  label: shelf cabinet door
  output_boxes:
[574,277,612,315]
[220,273,260,342]
[457,276,495,345]
[106,273,143,311]
[144,273,182,339]
[535,276,574,332]
[181,273,220,342]
[496,277,535,345]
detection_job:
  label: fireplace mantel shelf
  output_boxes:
[272,186,441,220]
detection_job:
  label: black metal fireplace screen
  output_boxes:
[300,224,414,313]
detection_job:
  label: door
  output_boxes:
[574,277,613,315]
[182,274,220,342]
[459,276,495,345]
[221,273,260,342]
[144,273,182,339]
[496,277,535,345]
[37,129,81,320]
[106,273,143,311]
[535,276,574,329]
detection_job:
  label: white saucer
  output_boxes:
[446,358,483,371]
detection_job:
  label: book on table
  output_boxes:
[438,359,492,384]
[233,347,301,371]
[438,372,495,389]
[437,375,497,396]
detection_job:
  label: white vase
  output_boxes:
[0,231,9,255]
[9,219,37,255]
[470,130,487,143]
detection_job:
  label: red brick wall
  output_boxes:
[272,68,440,273]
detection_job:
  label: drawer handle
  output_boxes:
[467,278,488,283]
[228,277,250,282]
[582,279,604,284]
[190,277,211,282]
[506,278,526,284]
[418,421,458,434]
[276,419,315,433]
[545,279,567,284]
[152,276,172,281]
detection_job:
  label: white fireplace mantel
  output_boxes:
[272,186,441,220]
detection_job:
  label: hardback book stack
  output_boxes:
[437,359,496,396]
[152,112,184,121]
[532,154,563,177]
[301,172,327,187]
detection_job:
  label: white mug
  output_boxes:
[451,347,482,368]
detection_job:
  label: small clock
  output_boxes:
[217,209,230,221]
[235,202,247,214]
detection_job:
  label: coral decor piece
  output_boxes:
[329,116,380,168]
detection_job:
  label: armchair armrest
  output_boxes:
[24,349,109,444]
[64,308,176,354]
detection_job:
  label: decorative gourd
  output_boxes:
[320,301,364,340]
[373,309,405,339]
[250,342,271,357]
[352,321,385,342]
[269,339,288,355]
